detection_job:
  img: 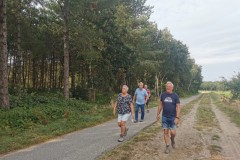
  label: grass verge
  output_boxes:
[194,94,219,131]
[0,94,115,155]
[99,122,161,160]
[211,93,240,128]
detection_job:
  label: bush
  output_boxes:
[227,72,240,99]
[95,92,113,105]
[0,93,115,154]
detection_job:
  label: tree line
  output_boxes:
[200,72,240,99]
[0,0,202,109]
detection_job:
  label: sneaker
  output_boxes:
[118,137,124,142]
[118,135,124,142]
[171,137,175,149]
[134,120,138,123]
[140,119,144,122]
[165,145,170,154]
[124,128,129,136]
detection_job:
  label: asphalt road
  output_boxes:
[0,94,201,160]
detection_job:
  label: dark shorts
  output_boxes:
[146,98,150,105]
[162,116,176,130]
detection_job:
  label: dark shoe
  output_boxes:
[134,120,138,123]
[165,146,170,154]
[147,110,149,113]
[171,137,175,149]
[140,119,144,122]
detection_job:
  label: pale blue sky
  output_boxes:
[146,0,240,81]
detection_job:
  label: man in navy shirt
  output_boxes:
[156,81,180,154]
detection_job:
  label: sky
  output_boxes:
[145,0,240,81]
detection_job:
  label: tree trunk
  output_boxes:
[32,57,37,89]
[160,75,165,95]
[40,56,45,89]
[16,0,22,89]
[188,78,193,92]
[27,54,30,88]
[22,53,25,88]
[7,54,11,80]
[155,74,159,97]
[0,0,9,109]
[12,55,16,85]
[63,0,69,99]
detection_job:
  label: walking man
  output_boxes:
[113,85,134,142]
[133,82,148,122]
[156,81,180,154]
[144,84,151,113]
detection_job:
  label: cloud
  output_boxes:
[145,0,240,80]
[196,54,240,65]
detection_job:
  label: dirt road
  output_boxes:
[211,101,240,160]
[101,93,240,160]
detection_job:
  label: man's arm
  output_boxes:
[145,95,148,102]
[145,90,148,102]
[176,103,180,118]
[130,102,135,119]
[156,101,163,121]
[133,95,136,103]
[175,103,180,125]
[133,89,137,103]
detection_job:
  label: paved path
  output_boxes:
[0,95,201,160]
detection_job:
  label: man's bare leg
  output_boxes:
[170,129,176,148]
[164,129,170,154]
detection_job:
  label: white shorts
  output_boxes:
[118,113,131,122]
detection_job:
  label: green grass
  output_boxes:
[0,94,115,155]
[211,134,220,141]
[194,94,219,131]
[209,144,222,154]
[211,93,240,128]
[212,91,232,99]
[149,97,160,108]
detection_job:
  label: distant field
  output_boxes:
[199,90,232,98]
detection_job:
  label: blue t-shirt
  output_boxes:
[160,92,180,118]
[135,88,148,105]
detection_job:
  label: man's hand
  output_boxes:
[156,114,160,121]
[174,118,180,125]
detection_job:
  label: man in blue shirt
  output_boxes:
[133,82,148,123]
[156,81,180,154]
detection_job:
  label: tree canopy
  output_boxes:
[2,0,203,106]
